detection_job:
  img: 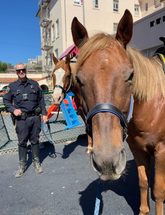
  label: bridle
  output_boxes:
[54,73,73,99]
[86,103,128,139]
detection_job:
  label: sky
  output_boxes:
[0,0,41,65]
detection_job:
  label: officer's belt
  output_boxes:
[16,111,37,120]
[24,112,36,117]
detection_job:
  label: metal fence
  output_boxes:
[0,94,86,154]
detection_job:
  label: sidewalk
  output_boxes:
[0,136,161,215]
[0,135,98,215]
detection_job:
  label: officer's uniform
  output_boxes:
[3,78,47,176]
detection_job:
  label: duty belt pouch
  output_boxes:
[35,107,41,116]
[21,112,27,120]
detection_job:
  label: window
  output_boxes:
[73,0,82,5]
[134,4,140,16]
[145,3,148,11]
[154,0,161,7]
[93,0,99,8]
[55,19,59,39]
[48,54,52,67]
[46,28,51,45]
[150,21,154,27]
[55,49,58,58]
[113,0,119,12]
[156,18,161,24]
[163,16,165,22]
[52,24,55,41]
[113,23,118,34]
[46,7,50,19]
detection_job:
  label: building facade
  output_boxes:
[131,1,165,56]
[36,0,142,77]
[0,72,49,92]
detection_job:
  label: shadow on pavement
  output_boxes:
[26,142,59,168]
[79,159,140,215]
[62,134,87,159]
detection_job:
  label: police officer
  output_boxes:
[3,63,48,178]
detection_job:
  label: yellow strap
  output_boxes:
[159,53,165,63]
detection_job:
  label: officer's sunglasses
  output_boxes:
[16,69,26,73]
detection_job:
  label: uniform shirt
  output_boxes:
[3,78,47,115]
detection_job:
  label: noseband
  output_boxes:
[86,103,127,138]
[54,73,73,99]
[54,84,67,95]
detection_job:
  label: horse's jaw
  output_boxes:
[91,148,126,181]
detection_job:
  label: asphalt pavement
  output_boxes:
[0,135,163,215]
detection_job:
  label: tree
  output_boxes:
[0,61,12,72]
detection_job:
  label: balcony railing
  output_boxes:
[42,40,53,51]
[40,18,52,27]
[38,0,51,6]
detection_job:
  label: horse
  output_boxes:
[71,9,133,181]
[51,54,74,105]
[71,9,165,215]
[126,47,165,214]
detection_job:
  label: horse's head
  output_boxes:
[51,54,72,104]
[71,10,133,181]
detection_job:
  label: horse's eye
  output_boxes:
[126,71,134,83]
[76,76,84,87]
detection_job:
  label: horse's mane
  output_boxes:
[76,33,120,70]
[127,47,165,101]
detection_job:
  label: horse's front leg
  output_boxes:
[137,162,150,215]
[130,147,150,215]
[154,148,165,215]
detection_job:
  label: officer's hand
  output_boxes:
[13,109,22,116]
[42,115,48,123]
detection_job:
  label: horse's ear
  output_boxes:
[71,17,88,48]
[52,53,59,65]
[116,9,133,48]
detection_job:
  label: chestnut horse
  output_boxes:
[51,55,74,105]
[71,9,165,215]
[71,9,133,181]
[126,47,165,215]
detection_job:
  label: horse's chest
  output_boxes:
[128,119,165,154]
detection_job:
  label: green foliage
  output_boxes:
[0,61,12,73]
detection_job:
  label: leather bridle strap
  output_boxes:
[54,73,73,96]
[54,85,66,94]
[86,103,127,133]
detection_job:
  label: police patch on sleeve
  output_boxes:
[5,86,10,93]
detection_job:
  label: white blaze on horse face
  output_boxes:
[52,68,65,104]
